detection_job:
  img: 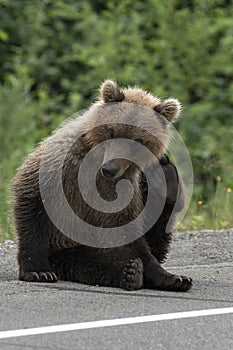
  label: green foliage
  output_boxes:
[0,0,233,239]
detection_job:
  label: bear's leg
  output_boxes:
[15,197,57,283]
[131,237,192,292]
[49,247,143,291]
[145,213,173,264]
[142,154,185,264]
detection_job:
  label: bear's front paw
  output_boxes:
[19,271,58,283]
[121,258,143,291]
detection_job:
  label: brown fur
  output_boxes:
[12,80,192,291]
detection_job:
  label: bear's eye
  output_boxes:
[135,138,143,144]
[107,128,114,139]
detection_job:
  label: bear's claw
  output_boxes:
[19,271,58,283]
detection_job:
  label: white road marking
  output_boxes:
[0,307,232,340]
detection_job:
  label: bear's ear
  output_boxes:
[100,80,124,103]
[154,98,182,122]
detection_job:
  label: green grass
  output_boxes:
[179,180,233,232]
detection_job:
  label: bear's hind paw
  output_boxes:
[121,258,143,291]
[161,274,193,292]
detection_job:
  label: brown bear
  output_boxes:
[12,80,192,292]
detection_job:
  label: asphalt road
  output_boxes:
[0,229,233,350]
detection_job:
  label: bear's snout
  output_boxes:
[101,163,118,178]
[101,159,130,179]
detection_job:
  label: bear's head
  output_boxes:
[78,80,181,180]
